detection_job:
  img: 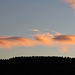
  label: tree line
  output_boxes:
[0,56,75,75]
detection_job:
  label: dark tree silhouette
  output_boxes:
[0,56,75,75]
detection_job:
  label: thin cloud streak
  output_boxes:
[30,29,40,32]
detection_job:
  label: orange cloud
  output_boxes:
[0,36,39,48]
[35,33,54,46]
[30,29,39,32]
[1,32,75,53]
[53,35,75,45]
[53,35,75,52]
[61,0,75,9]
[35,33,75,52]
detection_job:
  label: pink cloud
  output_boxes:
[0,36,39,48]
[1,32,75,53]
[61,0,75,9]
[30,29,40,32]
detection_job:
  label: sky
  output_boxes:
[0,0,75,59]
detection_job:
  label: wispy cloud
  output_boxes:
[30,29,40,32]
[35,33,75,53]
[60,46,69,53]
[51,30,62,35]
[1,32,75,53]
[0,36,39,48]
[35,33,54,46]
[61,0,75,10]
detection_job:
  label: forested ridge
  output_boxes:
[0,56,75,66]
[1,56,75,75]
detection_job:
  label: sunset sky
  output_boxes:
[0,0,75,59]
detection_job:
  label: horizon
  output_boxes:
[0,55,73,60]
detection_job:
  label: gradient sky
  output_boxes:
[0,0,75,59]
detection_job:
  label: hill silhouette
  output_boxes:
[0,56,75,74]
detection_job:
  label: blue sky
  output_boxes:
[0,0,75,59]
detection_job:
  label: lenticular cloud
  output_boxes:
[53,35,75,45]
[0,36,38,48]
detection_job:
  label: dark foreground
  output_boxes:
[0,56,75,75]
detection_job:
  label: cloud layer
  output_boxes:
[0,33,75,53]
[35,33,75,46]
[35,33,75,53]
